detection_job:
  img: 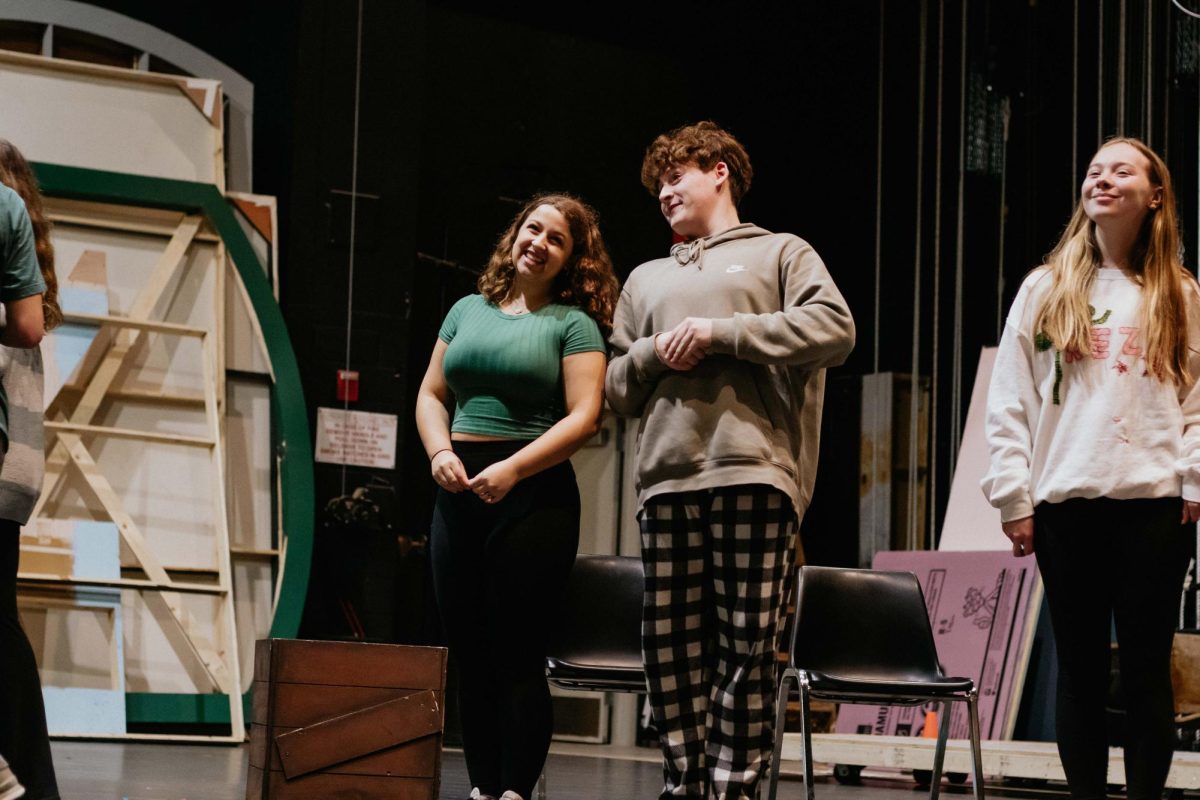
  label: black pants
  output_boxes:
[0,518,59,800]
[1035,497,1191,800]
[430,441,580,800]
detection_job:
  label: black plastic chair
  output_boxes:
[768,565,984,800]
[544,553,646,693]
[539,554,646,800]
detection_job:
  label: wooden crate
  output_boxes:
[247,639,448,799]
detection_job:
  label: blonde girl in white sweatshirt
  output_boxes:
[983,138,1200,800]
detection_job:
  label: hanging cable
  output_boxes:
[1117,0,1127,134]
[929,0,945,548]
[340,0,365,497]
[1072,0,1079,195]
[873,0,885,375]
[1146,0,1153,142]
[908,0,928,550]
[996,99,1011,343]
[1098,0,1105,146]
[950,0,968,470]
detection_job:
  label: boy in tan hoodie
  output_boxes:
[606,121,855,800]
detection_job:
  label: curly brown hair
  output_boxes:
[477,193,619,338]
[0,139,62,331]
[640,120,754,206]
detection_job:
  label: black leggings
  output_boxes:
[429,440,580,800]
[1035,497,1191,800]
[0,519,59,800]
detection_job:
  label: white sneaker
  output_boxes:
[0,755,25,800]
[469,789,498,800]
[498,792,524,800]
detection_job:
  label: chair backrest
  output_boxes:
[547,554,643,673]
[789,565,944,682]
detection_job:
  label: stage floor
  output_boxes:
[47,739,1057,799]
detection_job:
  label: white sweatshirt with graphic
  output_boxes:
[982,266,1200,522]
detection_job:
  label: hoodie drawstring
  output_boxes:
[670,237,707,269]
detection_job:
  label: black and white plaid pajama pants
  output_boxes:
[640,484,797,800]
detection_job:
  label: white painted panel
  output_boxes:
[940,347,1002,551]
[0,57,218,183]
[570,413,620,556]
[234,560,272,688]
[91,409,216,570]
[225,263,272,375]
[121,591,222,692]
[226,380,271,551]
[226,378,274,687]
[618,417,641,558]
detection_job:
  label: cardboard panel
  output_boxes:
[834,549,1040,741]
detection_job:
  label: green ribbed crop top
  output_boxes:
[439,294,606,438]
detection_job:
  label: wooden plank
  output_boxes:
[36,215,204,521]
[49,212,220,242]
[0,49,218,95]
[249,727,439,776]
[61,312,207,338]
[16,572,226,596]
[255,641,447,690]
[45,421,214,448]
[202,325,244,734]
[231,548,281,560]
[250,682,429,728]
[47,198,221,242]
[60,432,230,693]
[275,691,441,779]
[54,385,207,408]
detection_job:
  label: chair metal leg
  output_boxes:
[800,680,816,800]
[967,691,985,800]
[538,769,547,800]
[768,668,799,800]
[928,700,952,800]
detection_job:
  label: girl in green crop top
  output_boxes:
[415,193,618,800]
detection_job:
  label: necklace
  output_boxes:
[501,296,545,315]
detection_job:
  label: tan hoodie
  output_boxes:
[606,223,855,515]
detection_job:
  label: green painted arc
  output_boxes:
[31,163,314,722]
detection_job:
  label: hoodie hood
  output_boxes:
[669,223,771,269]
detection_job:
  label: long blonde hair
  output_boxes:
[1034,137,1191,384]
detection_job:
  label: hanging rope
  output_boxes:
[340,0,365,497]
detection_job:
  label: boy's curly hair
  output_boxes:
[640,120,753,206]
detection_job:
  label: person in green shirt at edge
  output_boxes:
[415,193,619,800]
[0,139,58,800]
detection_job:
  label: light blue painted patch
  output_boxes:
[46,323,98,387]
[59,285,108,315]
[73,521,120,579]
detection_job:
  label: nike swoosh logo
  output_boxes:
[726,264,746,273]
